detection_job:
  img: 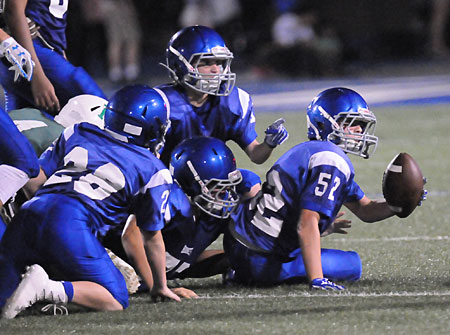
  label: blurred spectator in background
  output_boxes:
[80,0,142,83]
[266,1,342,77]
[179,0,241,29]
[430,0,450,58]
[99,0,142,83]
[178,0,246,61]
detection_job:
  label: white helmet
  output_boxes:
[55,95,108,128]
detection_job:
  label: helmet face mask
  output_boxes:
[191,168,242,219]
[164,26,236,96]
[170,137,242,219]
[307,88,378,159]
[146,116,171,154]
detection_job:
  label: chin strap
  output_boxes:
[186,160,209,195]
[159,62,179,81]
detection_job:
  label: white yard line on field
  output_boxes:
[199,291,450,300]
[251,75,450,110]
[330,235,450,243]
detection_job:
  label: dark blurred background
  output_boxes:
[65,0,450,85]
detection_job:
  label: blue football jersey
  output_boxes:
[163,169,261,278]
[231,140,364,257]
[156,84,258,165]
[37,122,172,236]
[26,0,68,53]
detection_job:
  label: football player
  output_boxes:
[223,87,399,290]
[0,28,38,238]
[0,26,39,211]
[0,95,108,233]
[156,25,288,166]
[0,0,106,114]
[103,136,261,290]
[0,85,179,319]
[0,106,40,239]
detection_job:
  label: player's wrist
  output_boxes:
[263,137,277,148]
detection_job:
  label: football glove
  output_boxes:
[418,178,428,206]
[264,118,289,148]
[310,278,345,291]
[0,37,34,82]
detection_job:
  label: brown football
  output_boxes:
[382,153,425,218]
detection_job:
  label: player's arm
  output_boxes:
[244,140,274,164]
[0,29,9,41]
[344,195,395,223]
[22,167,47,198]
[123,216,197,299]
[298,208,345,290]
[121,215,154,289]
[297,209,323,281]
[5,0,60,113]
[141,229,181,302]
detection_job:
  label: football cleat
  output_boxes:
[310,277,345,291]
[1,264,65,319]
[106,248,140,294]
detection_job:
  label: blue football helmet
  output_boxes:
[169,137,242,219]
[163,25,236,96]
[306,87,378,159]
[104,85,170,153]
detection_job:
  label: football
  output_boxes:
[382,153,426,218]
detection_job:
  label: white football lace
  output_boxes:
[41,303,68,316]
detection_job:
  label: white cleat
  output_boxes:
[106,248,140,294]
[2,264,51,319]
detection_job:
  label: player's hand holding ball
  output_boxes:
[382,153,427,218]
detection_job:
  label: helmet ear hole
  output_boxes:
[317,122,325,131]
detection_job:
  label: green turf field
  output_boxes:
[1,104,449,334]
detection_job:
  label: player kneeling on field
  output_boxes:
[223,87,427,291]
[0,85,178,319]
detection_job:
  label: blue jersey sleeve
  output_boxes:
[237,168,261,196]
[344,180,365,203]
[227,88,258,149]
[132,169,172,232]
